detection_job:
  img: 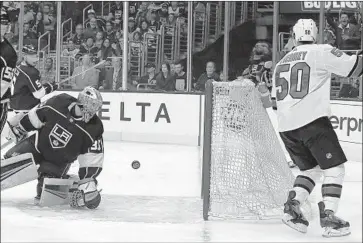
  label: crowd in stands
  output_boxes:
[2,1,362,99]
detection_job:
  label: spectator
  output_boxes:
[137,20,154,38]
[70,54,100,89]
[132,31,142,42]
[40,57,55,84]
[283,27,296,52]
[31,11,45,38]
[167,13,176,25]
[134,63,157,88]
[115,30,124,48]
[326,11,361,50]
[129,4,137,19]
[94,31,104,49]
[87,9,105,31]
[135,2,149,25]
[174,61,187,91]
[158,3,169,19]
[105,21,116,42]
[159,16,167,27]
[84,17,101,39]
[195,61,221,91]
[148,11,160,32]
[42,4,56,32]
[23,5,35,24]
[100,38,121,60]
[111,1,123,29]
[72,24,85,47]
[23,22,37,44]
[128,17,137,37]
[62,39,80,58]
[323,21,336,46]
[156,62,176,91]
[168,1,180,17]
[78,37,99,57]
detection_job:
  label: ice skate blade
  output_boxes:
[322,227,351,238]
[282,214,308,233]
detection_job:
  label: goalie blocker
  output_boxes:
[1,87,104,209]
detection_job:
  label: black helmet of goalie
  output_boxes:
[293,19,318,44]
[78,86,103,123]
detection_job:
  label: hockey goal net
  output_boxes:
[202,80,295,220]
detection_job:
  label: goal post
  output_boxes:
[202,80,295,221]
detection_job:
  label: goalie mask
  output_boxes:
[78,87,103,123]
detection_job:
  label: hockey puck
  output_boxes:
[131,160,140,169]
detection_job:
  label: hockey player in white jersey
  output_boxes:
[265,19,362,237]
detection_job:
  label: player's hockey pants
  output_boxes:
[4,134,71,178]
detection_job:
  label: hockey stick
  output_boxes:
[58,60,106,85]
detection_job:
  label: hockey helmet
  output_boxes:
[22,44,38,55]
[78,86,103,123]
[293,19,318,43]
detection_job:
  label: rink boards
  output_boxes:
[41,91,362,162]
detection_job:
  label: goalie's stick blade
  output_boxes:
[39,178,76,207]
[1,153,38,191]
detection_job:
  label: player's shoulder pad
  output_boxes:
[44,93,77,108]
[18,65,40,78]
[87,115,104,139]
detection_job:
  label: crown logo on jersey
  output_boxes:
[49,124,73,149]
[326,153,332,159]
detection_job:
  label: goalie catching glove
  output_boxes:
[69,178,101,209]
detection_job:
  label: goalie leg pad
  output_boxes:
[70,178,101,209]
[1,153,38,191]
[37,178,76,207]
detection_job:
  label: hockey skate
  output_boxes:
[318,201,350,237]
[282,190,309,233]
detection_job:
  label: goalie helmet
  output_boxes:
[293,19,318,43]
[78,87,103,123]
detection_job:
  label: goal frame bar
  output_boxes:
[201,80,214,221]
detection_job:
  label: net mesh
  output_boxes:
[208,81,295,219]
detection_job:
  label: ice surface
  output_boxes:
[1,140,362,242]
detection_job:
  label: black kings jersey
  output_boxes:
[10,63,42,111]
[1,38,17,101]
[29,93,104,166]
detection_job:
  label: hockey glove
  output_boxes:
[69,178,101,209]
[43,82,59,94]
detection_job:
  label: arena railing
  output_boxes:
[142,33,161,74]
[101,1,112,18]
[82,4,93,28]
[160,24,177,63]
[206,2,220,40]
[175,18,188,61]
[193,8,207,52]
[129,41,143,79]
[61,18,73,50]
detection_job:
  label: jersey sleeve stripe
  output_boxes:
[28,108,45,129]
[0,56,7,66]
[17,66,38,91]
[347,55,363,78]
